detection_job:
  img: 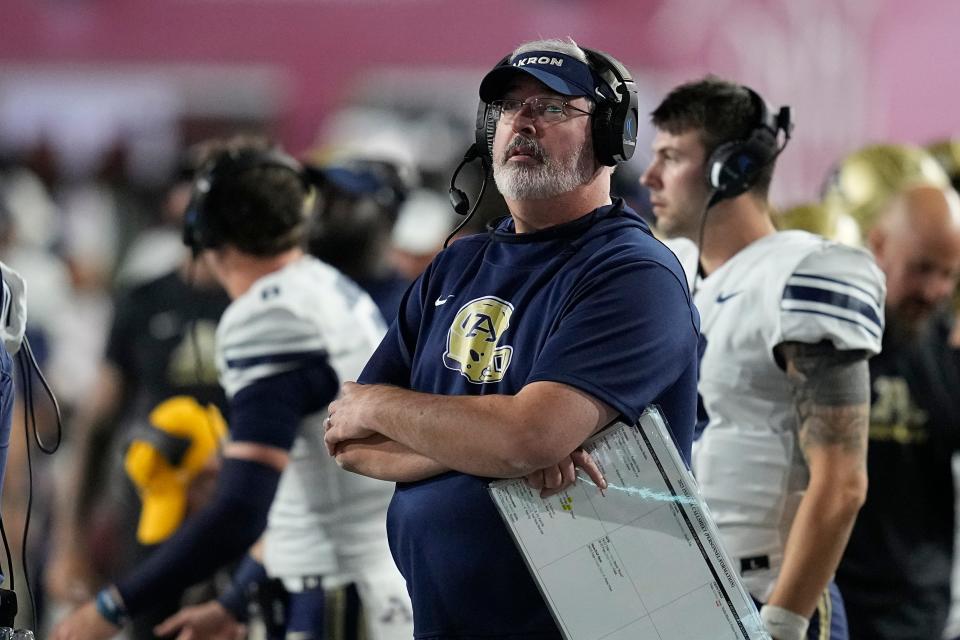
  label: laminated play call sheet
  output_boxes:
[489,408,768,640]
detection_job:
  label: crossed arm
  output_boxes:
[324,380,614,492]
[768,340,870,620]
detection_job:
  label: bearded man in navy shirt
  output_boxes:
[325,37,701,638]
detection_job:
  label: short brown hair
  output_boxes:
[651,76,776,198]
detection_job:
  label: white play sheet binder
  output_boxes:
[489,407,769,640]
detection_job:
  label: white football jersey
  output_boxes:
[216,255,397,583]
[681,231,885,600]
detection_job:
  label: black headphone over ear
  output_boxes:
[583,47,640,167]
[471,48,639,168]
[182,148,308,256]
[704,86,793,203]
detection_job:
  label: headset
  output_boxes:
[182,148,310,256]
[472,47,639,168]
[688,85,793,295]
[704,86,792,205]
[447,46,640,242]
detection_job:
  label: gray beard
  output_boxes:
[493,136,595,200]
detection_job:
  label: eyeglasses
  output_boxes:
[489,97,592,123]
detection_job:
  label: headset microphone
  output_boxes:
[448,143,481,215]
[444,143,489,247]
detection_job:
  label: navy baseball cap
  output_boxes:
[479,50,615,103]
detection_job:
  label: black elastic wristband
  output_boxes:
[218,554,267,622]
[95,587,128,627]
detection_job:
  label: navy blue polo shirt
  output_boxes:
[360,200,700,638]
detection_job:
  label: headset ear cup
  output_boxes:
[591,103,616,167]
[485,107,496,161]
[706,85,787,203]
[706,141,739,192]
[182,169,214,254]
[706,128,779,199]
[475,102,494,163]
[582,47,639,166]
[707,140,762,199]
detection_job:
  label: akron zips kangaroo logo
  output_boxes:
[443,296,514,384]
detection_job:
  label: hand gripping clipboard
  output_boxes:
[489,406,769,640]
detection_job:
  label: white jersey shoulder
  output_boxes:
[660,236,699,291]
[777,233,885,353]
[694,230,884,359]
[216,255,386,398]
[691,230,885,601]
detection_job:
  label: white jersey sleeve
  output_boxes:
[217,296,327,399]
[774,242,885,356]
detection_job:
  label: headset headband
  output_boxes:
[182,147,309,255]
[474,46,639,167]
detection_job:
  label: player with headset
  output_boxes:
[641,77,885,640]
[323,38,701,636]
[52,136,412,640]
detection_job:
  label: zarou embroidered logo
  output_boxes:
[443,296,515,384]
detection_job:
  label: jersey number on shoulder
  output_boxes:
[261,285,281,300]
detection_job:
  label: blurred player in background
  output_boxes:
[52,136,410,640]
[823,144,960,640]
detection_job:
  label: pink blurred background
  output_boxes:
[1,0,958,205]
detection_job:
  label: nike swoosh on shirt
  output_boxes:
[435,295,454,306]
[716,291,743,303]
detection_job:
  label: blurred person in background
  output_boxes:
[44,146,231,639]
[1,147,114,630]
[0,151,74,388]
[0,257,26,630]
[114,154,210,288]
[641,76,883,640]
[824,143,960,640]
[926,139,960,350]
[305,159,411,323]
[387,188,458,281]
[53,136,411,640]
[926,137,960,640]
[0,259,27,501]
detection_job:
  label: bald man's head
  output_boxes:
[867,185,960,329]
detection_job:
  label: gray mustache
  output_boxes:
[503,136,546,163]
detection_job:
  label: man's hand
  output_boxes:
[324,382,381,455]
[524,448,607,498]
[154,601,246,640]
[50,601,120,640]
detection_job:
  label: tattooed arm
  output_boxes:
[768,340,870,621]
